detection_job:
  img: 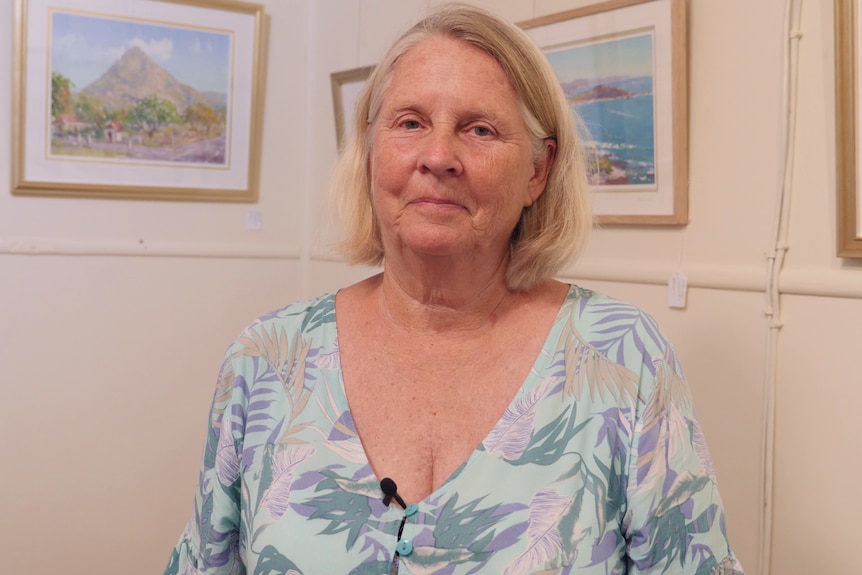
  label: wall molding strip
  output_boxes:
[2,237,859,299]
[564,260,862,300]
[0,236,301,260]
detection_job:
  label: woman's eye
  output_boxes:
[471,125,493,137]
[401,120,421,130]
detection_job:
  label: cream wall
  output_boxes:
[1,0,859,574]
[1,1,314,572]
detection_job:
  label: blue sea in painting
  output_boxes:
[571,77,656,186]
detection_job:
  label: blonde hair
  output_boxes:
[329,3,592,291]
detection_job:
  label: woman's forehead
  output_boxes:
[382,37,517,107]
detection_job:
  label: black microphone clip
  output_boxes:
[380,477,407,510]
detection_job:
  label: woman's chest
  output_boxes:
[233,337,635,571]
[341,339,540,501]
[236,381,630,575]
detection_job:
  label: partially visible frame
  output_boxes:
[836,0,862,256]
[12,0,267,202]
[331,65,374,151]
[521,0,687,225]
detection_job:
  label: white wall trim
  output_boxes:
[0,236,302,260]
[562,259,862,299]
[4,238,860,299]
[778,268,862,299]
[562,260,766,293]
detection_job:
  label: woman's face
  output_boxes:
[369,36,553,262]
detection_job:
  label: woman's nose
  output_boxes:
[417,130,463,176]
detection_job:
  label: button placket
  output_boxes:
[388,503,418,574]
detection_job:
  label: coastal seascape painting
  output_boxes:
[521,0,687,224]
[13,0,266,202]
[545,32,656,189]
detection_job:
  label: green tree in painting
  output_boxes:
[74,93,106,138]
[126,94,181,142]
[51,72,74,120]
[183,101,222,137]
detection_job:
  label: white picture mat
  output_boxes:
[339,77,367,145]
[22,0,256,191]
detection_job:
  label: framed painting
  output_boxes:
[521,0,687,225]
[331,65,374,151]
[11,0,267,202]
[836,0,862,256]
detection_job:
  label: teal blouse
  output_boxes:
[165,285,744,575]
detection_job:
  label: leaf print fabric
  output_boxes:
[260,446,316,520]
[165,286,744,575]
[483,376,560,460]
[504,486,587,575]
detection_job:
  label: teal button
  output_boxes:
[396,539,413,556]
[404,503,418,517]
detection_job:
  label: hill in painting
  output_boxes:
[560,75,653,102]
[569,85,633,103]
[81,46,224,112]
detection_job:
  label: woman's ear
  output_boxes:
[525,138,557,206]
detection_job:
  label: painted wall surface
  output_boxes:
[0,1,312,572]
[0,1,859,574]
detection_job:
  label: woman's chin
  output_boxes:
[383,220,507,262]
[397,231,477,259]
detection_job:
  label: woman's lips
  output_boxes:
[410,197,463,208]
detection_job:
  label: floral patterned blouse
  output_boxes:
[165,285,744,575]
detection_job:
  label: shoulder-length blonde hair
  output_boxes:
[329,3,592,291]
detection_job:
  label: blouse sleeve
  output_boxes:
[165,352,247,575]
[623,349,745,575]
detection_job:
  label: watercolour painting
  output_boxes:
[12,0,266,202]
[544,32,656,189]
[50,11,231,166]
[521,0,687,225]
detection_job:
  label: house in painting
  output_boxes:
[55,113,90,137]
[104,120,124,143]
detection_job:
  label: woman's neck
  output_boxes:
[374,256,517,334]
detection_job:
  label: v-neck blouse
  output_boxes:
[165,285,744,575]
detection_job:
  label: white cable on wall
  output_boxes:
[759,0,803,573]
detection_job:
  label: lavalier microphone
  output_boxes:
[380,477,407,510]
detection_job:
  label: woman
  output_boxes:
[166,4,744,574]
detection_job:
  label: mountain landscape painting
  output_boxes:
[49,10,231,166]
[545,32,656,189]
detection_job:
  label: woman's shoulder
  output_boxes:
[563,283,655,319]
[249,292,336,330]
[224,292,338,355]
[561,284,680,372]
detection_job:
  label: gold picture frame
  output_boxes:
[836,0,862,256]
[12,0,267,202]
[520,0,688,225]
[331,65,374,151]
